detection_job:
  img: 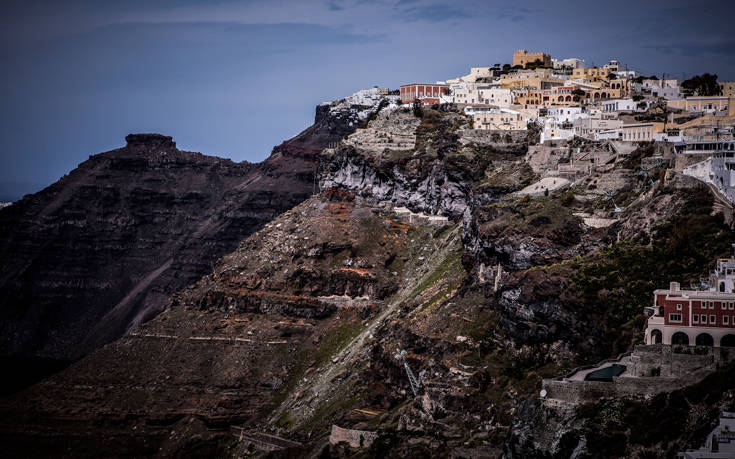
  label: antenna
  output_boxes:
[395,349,421,397]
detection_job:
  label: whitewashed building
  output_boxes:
[682,139,735,203]
[601,99,639,112]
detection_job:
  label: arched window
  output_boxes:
[721,334,735,347]
[650,329,663,344]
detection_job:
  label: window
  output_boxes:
[711,315,717,324]
[723,302,728,310]
[725,316,730,325]
[702,315,708,324]
[729,302,734,310]
[677,304,682,310]
[702,302,707,309]
[693,314,699,323]
[710,301,715,309]
[669,313,683,322]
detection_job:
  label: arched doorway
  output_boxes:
[650,329,662,344]
[696,333,714,346]
[672,332,689,345]
[593,92,600,99]
[721,334,735,347]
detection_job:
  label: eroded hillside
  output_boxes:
[2,104,734,458]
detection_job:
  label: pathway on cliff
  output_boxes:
[268,225,462,427]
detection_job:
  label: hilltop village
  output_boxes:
[3,49,735,458]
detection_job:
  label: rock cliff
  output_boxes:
[0,95,380,363]
[2,101,735,458]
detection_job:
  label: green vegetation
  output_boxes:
[478,195,582,244]
[682,73,721,97]
[570,187,735,349]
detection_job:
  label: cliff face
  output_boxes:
[3,103,735,458]
[0,97,375,362]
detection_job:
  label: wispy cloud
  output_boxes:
[644,40,735,58]
[399,4,470,22]
[326,0,344,11]
[495,6,530,22]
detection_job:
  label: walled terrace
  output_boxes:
[542,344,734,408]
[342,109,419,155]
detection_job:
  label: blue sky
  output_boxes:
[1,0,734,200]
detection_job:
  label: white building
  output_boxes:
[680,412,735,459]
[683,139,735,203]
[633,78,680,92]
[446,67,497,84]
[595,129,622,140]
[552,57,585,69]
[651,86,681,100]
[540,119,575,143]
[546,106,588,123]
[601,98,639,112]
[478,87,513,107]
[614,70,640,79]
[603,59,626,73]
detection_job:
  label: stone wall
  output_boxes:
[329,425,378,448]
[543,345,734,405]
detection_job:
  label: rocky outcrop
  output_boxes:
[0,97,378,362]
[321,145,472,218]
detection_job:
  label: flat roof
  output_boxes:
[655,289,735,299]
[400,83,449,87]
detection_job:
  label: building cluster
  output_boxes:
[399,49,734,145]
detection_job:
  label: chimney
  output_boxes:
[670,281,680,292]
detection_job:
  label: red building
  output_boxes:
[400,83,449,105]
[645,254,735,347]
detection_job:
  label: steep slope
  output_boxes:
[0,95,380,364]
[3,104,735,458]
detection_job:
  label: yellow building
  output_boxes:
[621,122,665,142]
[719,82,735,97]
[668,96,735,116]
[608,78,631,97]
[513,49,551,68]
[572,67,612,83]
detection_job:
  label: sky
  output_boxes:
[1,0,734,200]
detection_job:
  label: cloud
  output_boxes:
[644,40,735,58]
[399,4,470,22]
[326,0,345,11]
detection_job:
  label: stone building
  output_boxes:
[512,49,551,68]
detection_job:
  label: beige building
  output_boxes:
[468,107,527,131]
[721,82,735,97]
[478,87,513,107]
[500,70,564,91]
[572,67,612,83]
[621,122,665,142]
[513,49,551,68]
[573,118,623,139]
[668,96,735,116]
